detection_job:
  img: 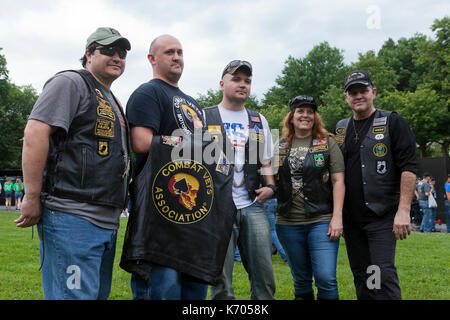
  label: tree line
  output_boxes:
[0,17,448,169]
[197,17,449,158]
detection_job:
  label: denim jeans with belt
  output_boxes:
[210,201,276,300]
[276,221,340,300]
[37,206,117,300]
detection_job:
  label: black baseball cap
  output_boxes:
[344,70,373,92]
[289,95,317,111]
[222,60,252,78]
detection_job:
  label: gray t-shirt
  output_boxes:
[418,181,431,201]
[29,71,126,229]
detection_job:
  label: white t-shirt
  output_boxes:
[216,105,273,209]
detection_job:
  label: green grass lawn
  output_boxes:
[0,211,449,300]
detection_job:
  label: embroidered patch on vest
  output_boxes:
[98,141,109,156]
[97,98,116,121]
[314,154,325,167]
[309,144,328,153]
[250,130,265,143]
[372,126,386,134]
[377,160,387,175]
[94,119,114,138]
[373,117,387,126]
[373,143,388,157]
[250,116,261,123]
[161,135,182,147]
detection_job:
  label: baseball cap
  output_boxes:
[222,60,252,78]
[344,70,373,92]
[86,27,131,50]
[289,95,317,111]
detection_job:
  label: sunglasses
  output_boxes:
[96,46,127,59]
[227,60,252,69]
[289,95,317,110]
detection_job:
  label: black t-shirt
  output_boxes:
[343,111,417,222]
[126,78,204,173]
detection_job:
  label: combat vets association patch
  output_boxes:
[373,143,387,157]
[95,119,114,138]
[152,159,214,224]
[98,141,109,156]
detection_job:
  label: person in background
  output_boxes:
[264,198,288,263]
[3,177,13,211]
[429,177,437,232]
[275,95,345,300]
[13,178,24,210]
[419,173,433,232]
[445,174,450,233]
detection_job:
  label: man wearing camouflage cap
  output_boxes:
[17,27,131,299]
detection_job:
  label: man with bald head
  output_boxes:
[123,35,208,299]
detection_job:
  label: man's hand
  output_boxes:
[393,207,412,240]
[255,187,274,203]
[14,193,42,228]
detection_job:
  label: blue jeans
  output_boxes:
[37,207,117,300]
[419,200,433,232]
[210,201,276,300]
[445,200,450,233]
[130,267,208,300]
[276,222,340,300]
[264,198,288,262]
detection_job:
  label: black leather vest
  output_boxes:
[43,69,130,209]
[335,109,400,216]
[203,105,265,202]
[120,134,235,285]
[276,136,333,218]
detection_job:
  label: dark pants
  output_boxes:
[343,215,401,300]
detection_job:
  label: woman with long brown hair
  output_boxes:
[274,95,345,300]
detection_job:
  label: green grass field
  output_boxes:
[0,211,449,300]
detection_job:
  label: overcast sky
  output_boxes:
[0,0,448,107]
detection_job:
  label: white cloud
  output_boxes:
[0,0,448,107]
